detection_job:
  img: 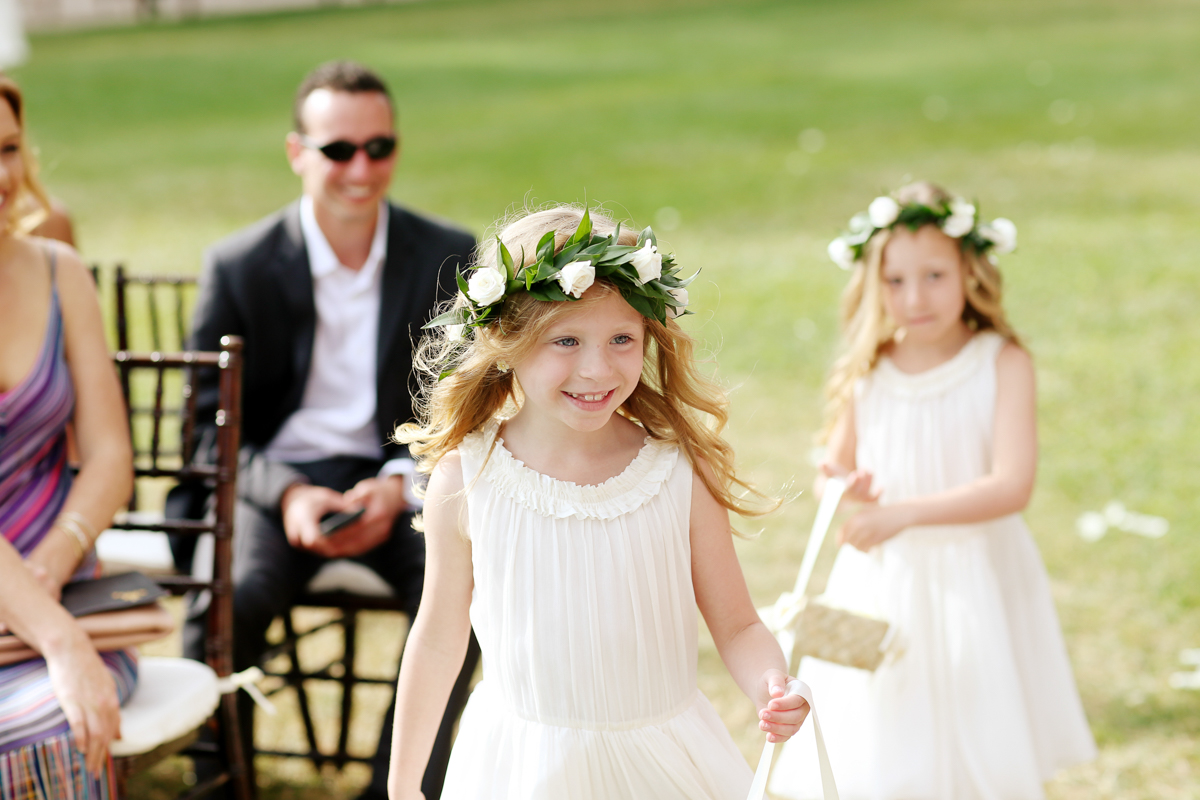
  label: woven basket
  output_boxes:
[792,598,890,672]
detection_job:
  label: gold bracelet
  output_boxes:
[56,517,92,557]
[58,511,99,542]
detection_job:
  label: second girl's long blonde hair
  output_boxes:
[397,205,776,518]
[822,182,1023,439]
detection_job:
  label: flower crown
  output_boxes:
[827,195,1017,270]
[426,209,694,331]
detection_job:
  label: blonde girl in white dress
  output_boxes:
[771,182,1095,800]
[386,206,811,800]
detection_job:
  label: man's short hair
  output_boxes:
[293,60,394,133]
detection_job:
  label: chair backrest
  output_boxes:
[114,265,199,353]
[109,335,243,676]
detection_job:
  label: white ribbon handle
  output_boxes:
[746,680,838,800]
[216,666,278,715]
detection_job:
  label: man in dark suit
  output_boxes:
[181,61,477,800]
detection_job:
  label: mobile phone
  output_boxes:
[319,507,365,537]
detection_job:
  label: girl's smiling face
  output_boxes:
[880,224,969,345]
[511,287,645,435]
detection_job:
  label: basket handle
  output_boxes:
[746,679,839,800]
[792,477,846,598]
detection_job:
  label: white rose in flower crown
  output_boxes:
[868,196,901,228]
[979,217,1017,254]
[942,198,976,238]
[667,286,689,318]
[827,237,856,270]
[466,267,505,306]
[630,240,663,285]
[556,260,596,298]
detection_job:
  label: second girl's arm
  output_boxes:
[28,244,133,591]
[690,465,808,743]
[388,453,474,800]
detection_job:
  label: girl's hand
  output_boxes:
[757,670,810,743]
[838,504,912,552]
[820,463,880,505]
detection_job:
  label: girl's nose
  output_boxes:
[577,345,616,379]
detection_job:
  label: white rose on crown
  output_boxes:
[868,196,901,228]
[979,217,1017,254]
[556,261,596,298]
[667,286,689,318]
[466,267,505,306]
[630,240,663,285]
[942,197,976,238]
[827,237,856,270]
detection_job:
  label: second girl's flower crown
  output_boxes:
[426,209,694,331]
[827,194,1017,270]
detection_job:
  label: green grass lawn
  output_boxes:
[14,0,1200,796]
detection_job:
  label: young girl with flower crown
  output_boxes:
[386,206,810,800]
[771,182,1095,800]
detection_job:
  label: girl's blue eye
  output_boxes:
[0,143,19,155]
[554,337,578,347]
[612,334,633,345]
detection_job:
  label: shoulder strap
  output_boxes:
[42,243,58,282]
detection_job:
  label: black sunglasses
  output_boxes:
[300,134,397,162]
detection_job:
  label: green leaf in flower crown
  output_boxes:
[637,226,658,249]
[528,282,570,302]
[535,230,557,262]
[567,208,593,246]
[499,238,515,282]
[424,307,468,329]
[455,270,469,297]
[621,288,662,322]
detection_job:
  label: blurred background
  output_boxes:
[7,0,1199,797]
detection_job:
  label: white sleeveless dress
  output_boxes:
[440,422,754,799]
[771,332,1095,800]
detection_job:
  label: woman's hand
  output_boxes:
[42,633,122,775]
[838,503,912,552]
[756,669,810,743]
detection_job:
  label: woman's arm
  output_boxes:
[839,343,1037,550]
[27,243,133,591]
[0,538,121,773]
[691,465,808,743]
[388,453,474,800]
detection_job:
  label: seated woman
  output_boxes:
[0,73,135,798]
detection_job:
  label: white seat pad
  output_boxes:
[304,559,395,598]
[112,657,220,757]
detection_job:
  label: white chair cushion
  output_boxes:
[305,559,395,598]
[112,656,220,756]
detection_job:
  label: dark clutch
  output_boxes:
[60,572,168,618]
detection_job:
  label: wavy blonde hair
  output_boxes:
[0,74,52,236]
[822,182,1023,439]
[397,205,776,518]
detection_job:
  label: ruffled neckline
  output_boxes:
[872,331,1004,398]
[463,420,680,521]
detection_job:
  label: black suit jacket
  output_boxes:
[179,200,473,514]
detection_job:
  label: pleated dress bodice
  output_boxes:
[460,422,697,729]
[444,421,753,799]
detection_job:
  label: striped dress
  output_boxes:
[0,251,137,799]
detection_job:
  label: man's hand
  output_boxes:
[280,483,354,557]
[324,476,408,558]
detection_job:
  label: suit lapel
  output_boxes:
[377,204,416,376]
[275,202,317,414]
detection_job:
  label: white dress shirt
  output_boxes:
[264,197,415,494]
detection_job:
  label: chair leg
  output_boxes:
[219,693,257,800]
[282,610,324,766]
[338,609,357,768]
